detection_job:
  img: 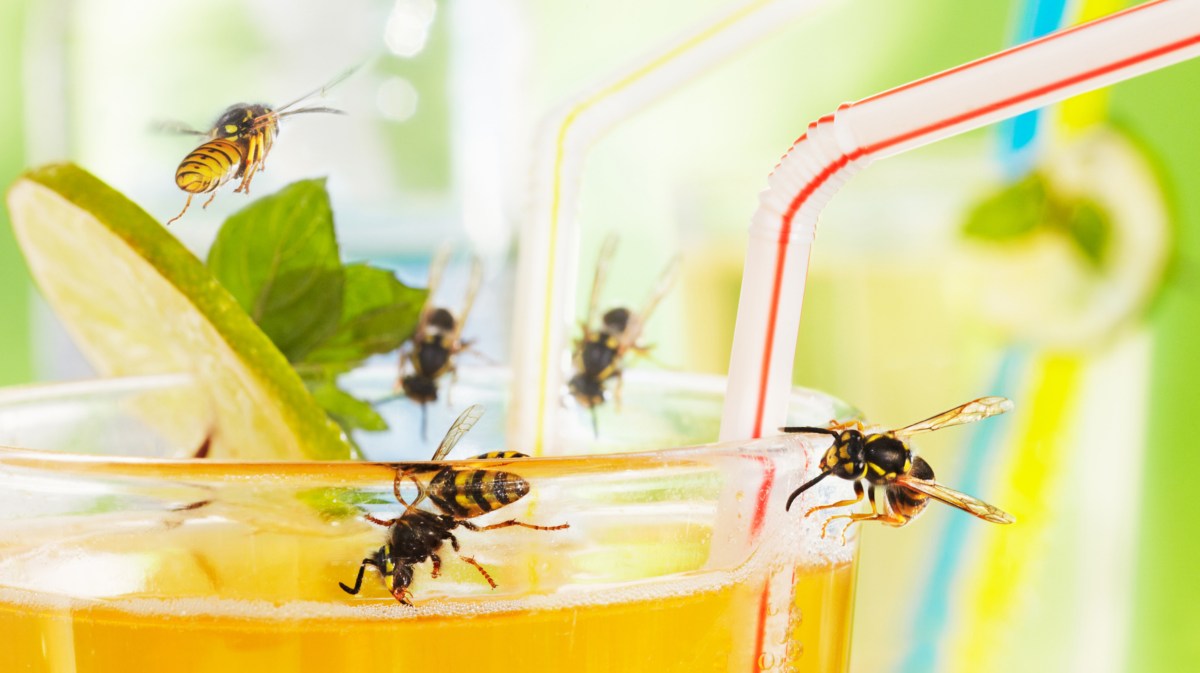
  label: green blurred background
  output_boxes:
[1,1,1197,671]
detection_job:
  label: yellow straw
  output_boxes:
[1058,0,1122,132]
[952,352,1082,670]
[530,0,780,454]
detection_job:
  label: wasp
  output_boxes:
[784,397,1016,542]
[339,405,568,605]
[397,248,484,440]
[164,68,353,224]
[568,234,680,436]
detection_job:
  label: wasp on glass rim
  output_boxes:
[569,234,680,436]
[784,397,1016,543]
[339,405,569,605]
[396,247,484,441]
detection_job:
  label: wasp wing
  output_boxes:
[893,397,1013,439]
[585,234,619,331]
[274,65,360,114]
[415,245,453,341]
[154,120,208,137]
[894,476,1014,524]
[621,254,680,352]
[430,404,485,461]
[451,256,484,345]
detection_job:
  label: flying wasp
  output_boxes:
[163,68,353,224]
[784,397,1016,542]
[397,248,484,440]
[569,234,680,436]
[339,405,569,605]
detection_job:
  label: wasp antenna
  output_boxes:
[785,470,831,511]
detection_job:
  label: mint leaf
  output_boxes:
[205,180,429,444]
[296,486,391,520]
[297,264,424,443]
[303,263,425,366]
[307,379,389,432]
[1063,198,1111,270]
[206,179,343,361]
[962,172,1046,241]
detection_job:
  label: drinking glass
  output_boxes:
[0,369,858,672]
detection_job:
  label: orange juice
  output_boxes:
[0,561,853,673]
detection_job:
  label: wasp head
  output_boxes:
[211,105,254,139]
[822,431,866,481]
[427,308,457,334]
[388,563,415,606]
[601,307,630,335]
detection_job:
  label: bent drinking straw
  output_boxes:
[509,0,834,455]
[719,0,1200,441]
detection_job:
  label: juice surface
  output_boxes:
[0,562,853,673]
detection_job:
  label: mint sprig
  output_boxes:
[206,179,425,446]
[961,171,1112,270]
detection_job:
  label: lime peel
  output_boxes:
[5,163,351,460]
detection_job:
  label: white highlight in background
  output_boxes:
[376,77,420,122]
[385,0,437,58]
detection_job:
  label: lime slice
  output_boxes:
[5,163,350,459]
[964,128,1169,346]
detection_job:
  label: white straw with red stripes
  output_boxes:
[720,0,1200,440]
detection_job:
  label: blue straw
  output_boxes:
[895,3,1068,670]
[995,0,1070,178]
[895,347,1026,673]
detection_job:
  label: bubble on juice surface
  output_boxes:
[0,548,755,622]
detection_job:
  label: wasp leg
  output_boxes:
[339,557,382,595]
[234,161,260,194]
[365,513,399,527]
[613,370,625,412]
[461,519,570,532]
[827,419,866,433]
[394,346,414,396]
[459,556,497,589]
[829,510,909,546]
[234,135,262,194]
[821,486,908,544]
[166,194,194,226]
[201,191,219,209]
[430,553,442,579]
[806,479,865,521]
[445,365,458,406]
[461,341,500,366]
[393,468,425,509]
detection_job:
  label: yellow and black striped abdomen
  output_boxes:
[473,451,529,460]
[175,138,244,194]
[428,467,530,519]
[884,455,934,524]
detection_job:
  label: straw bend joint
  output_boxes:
[753,109,870,244]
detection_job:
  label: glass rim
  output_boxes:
[0,370,837,481]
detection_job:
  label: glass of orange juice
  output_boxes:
[0,368,858,673]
